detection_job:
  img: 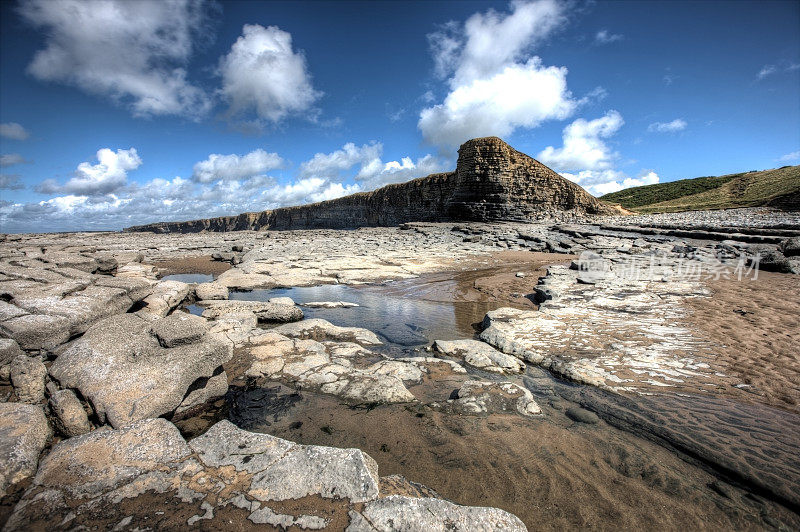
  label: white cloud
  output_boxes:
[757,64,778,80]
[36,148,142,195]
[0,174,24,190]
[219,24,321,124]
[0,154,29,167]
[192,149,284,183]
[4,140,445,232]
[537,110,623,172]
[647,119,687,133]
[420,0,576,148]
[0,122,30,140]
[18,0,210,118]
[778,150,800,163]
[299,142,446,189]
[561,169,660,196]
[594,29,623,44]
[538,111,660,196]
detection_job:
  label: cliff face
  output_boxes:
[125,137,615,233]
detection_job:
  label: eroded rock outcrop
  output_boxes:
[125,137,616,233]
[4,418,526,531]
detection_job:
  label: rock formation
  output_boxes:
[125,137,616,233]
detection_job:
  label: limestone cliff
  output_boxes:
[125,137,616,233]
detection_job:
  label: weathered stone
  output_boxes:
[10,354,47,404]
[49,313,232,428]
[271,318,382,345]
[268,296,295,306]
[449,380,542,416]
[565,406,600,424]
[349,495,527,531]
[48,389,93,437]
[434,339,525,374]
[0,337,24,366]
[173,369,228,417]
[302,300,359,308]
[780,236,800,257]
[191,420,380,502]
[246,332,415,404]
[137,280,191,317]
[33,418,191,499]
[149,312,210,347]
[0,403,50,498]
[201,300,303,323]
[194,281,228,300]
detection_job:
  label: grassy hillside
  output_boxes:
[600,165,800,213]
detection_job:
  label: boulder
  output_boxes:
[149,312,209,347]
[10,354,47,404]
[0,337,24,367]
[49,389,93,437]
[137,280,191,317]
[780,236,800,257]
[434,339,525,374]
[201,300,303,323]
[349,495,527,532]
[271,318,382,345]
[49,313,232,428]
[194,281,228,300]
[0,403,50,498]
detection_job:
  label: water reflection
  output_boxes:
[230,283,486,345]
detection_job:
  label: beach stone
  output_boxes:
[48,389,93,437]
[49,313,232,428]
[246,332,415,404]
[201,300,303,323]
[434,339,525,374]
[149,312,209,347]
[268,296,295,306]
[10,354,47,404]
[33,418,191,499]
[191,420,380,502]
[565,406,600,424]
[0,337,24,367]
[0,403,50,498]
[780,236,800,257]
[137,280,191,317]
[450,380,542,416]
[173,369,228,417]
[271,318,382,345]
[349,495,527,532]
[194,281,228,300]
[302,301,359,308]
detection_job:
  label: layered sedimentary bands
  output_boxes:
[125,137,617,233]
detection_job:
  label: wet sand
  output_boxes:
[685,271,800,412]
[224,382,799,531]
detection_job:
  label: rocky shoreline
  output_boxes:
[1,207,799,530]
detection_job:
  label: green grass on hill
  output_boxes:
[599,166,800,213]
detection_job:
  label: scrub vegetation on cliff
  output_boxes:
[600,165,800,212]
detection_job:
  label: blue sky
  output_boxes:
[1,0,798,233]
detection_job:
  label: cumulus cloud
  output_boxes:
[594,30,623,44]
[36,148,142,196]
[538,111,660,196]
[647,119,687,133]
[300,142,447,189]
[219,24,321,125]
[537,110,623,172]
[0,122,30,140]
[0,174,24,190]
[192,149,284,183]
[778,150,800,163]
[0,154,29,167]
[18,0,211,118]
[3,140,445,232]
[420,0,576,148]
